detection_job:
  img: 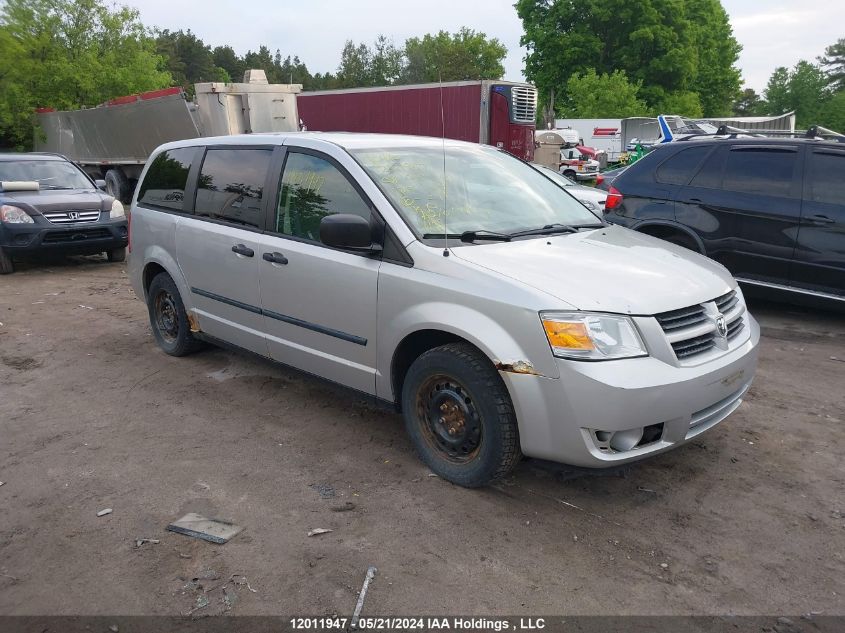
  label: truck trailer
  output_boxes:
[34,70,301,202]
[297,80,538,161]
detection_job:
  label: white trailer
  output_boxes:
[34,70,301,202]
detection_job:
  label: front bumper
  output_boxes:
[0,217,128,255]
[503,314,760,467]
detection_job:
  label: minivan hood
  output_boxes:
[450,225,734,314]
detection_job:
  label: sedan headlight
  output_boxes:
[110,199,125,218]
[0,204,34,224]
[541,312,648,360]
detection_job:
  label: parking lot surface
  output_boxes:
[1,257,843,616]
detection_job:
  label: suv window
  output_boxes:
[195,148,272,229]
[807,150,845,205]
[274,152,371,242]
[656,145,711,185]
[138,148,195,211]
[722,147,798,197]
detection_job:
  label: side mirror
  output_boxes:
[320,214,379,252]
[95,179,107,191]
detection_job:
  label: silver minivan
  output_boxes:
[127,133,760,487]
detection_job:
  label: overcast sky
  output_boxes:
[130,0,844,93]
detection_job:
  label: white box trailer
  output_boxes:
[34,70,301,202]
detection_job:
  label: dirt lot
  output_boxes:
[0,256,843,618]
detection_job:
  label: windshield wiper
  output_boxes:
[509,223,579,238]
[422,230,511,243]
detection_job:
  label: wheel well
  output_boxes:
[391,329,468,409]
[142,262,167,299]
[637,224,702,252]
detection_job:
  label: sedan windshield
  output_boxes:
[351,145,601,238]
[0,160,93,190]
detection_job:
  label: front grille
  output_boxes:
[655,305,708,332]
[655,289,746,362]
[42,210,100,224]
[42,228,111,243]
[511,86,537,123]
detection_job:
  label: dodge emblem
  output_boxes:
[715,314,728,338]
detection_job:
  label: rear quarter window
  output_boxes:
[655,145,711,185]
[138,147,195,211]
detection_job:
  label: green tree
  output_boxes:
[336,40,372,87]
[763,61,832,128]
[212,45,245,82]
[819,38,845,92]
[517,0,740,115]
[562,69,648,117]
[401,28,506,83]
[156,29,227,88]
[0,0,171,149]
[653,90,703,117]
[370,35,403,86]
[732,88,763,116]
[819,90,845,131]
[685,0,741,116]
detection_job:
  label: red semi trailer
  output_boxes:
[297,80,538,161]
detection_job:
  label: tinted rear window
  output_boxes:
[807,150,845,205]
[656,145,711,185]
[722,147,797,197]
[195,148,272,229]
[138,148,195,211]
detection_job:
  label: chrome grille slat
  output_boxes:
[655,289,746,361]
[511,86,537,123]
[42,210,100,224]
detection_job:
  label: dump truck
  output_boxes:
[34,70,301,202]
[297,80,538,161]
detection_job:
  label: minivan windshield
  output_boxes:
[351,145,602,239]
[0,160,93,190]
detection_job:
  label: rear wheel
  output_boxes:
[661,232,699,252]
[106,247,126,263]
[0,248,14,274]
[146,273,202,356]
[104,169,131,204]
[563,169,576,179]
[401,342,522,487]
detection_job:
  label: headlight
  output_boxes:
[541,312,648,360]
[110,199,125,218]
[0,204,34,224]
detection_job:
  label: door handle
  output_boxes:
[231,244,255,257]
[687,198,702,203]
[807,214,835,225]
[262,251,288,265]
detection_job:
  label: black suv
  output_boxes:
[0,153,129,274]
[604,138,845,303]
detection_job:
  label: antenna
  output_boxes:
[438,73,449,257]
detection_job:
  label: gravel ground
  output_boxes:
[0,256,843,618]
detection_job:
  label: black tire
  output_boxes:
[146,272,202,356]
[106,247,126,263]
[0,248,13,274]
[401,342,522,488]
[104,169,131,204]
[563,169,576,179]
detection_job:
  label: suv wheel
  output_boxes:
[104,169,131,203]
[401,342,522,487]
[106,247,126,263]
[146,272,202,356]
[0,248,14,274]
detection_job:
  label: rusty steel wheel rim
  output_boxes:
[415,374,482,463]
[154,290,179,344]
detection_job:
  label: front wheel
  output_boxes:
[0,248,14,274]
[106,247,126,262]
[146,273,202,356]
[401,342,522,487]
